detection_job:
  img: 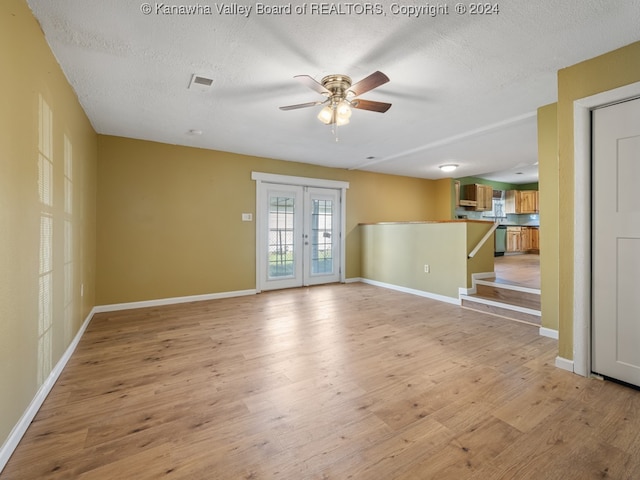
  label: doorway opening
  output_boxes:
[571,81,640,379]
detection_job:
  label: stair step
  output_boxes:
[460,293,541,326]
[475,280,541,310]
[460,276,542,326]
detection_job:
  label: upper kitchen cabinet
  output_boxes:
[463,184,493,211]
[505,190,538,214]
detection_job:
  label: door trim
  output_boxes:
[571,80,640,377]
[252,172,349,293]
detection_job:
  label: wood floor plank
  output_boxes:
[3,283,640,479]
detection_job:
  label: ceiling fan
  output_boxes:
[279,71,392,126]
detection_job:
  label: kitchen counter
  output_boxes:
[359,219,493,226]
[499,223,540,227]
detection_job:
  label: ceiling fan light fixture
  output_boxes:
[439,164,458,173]
[282,71,391,128]
[335,114,350,126]
[336,100,352,119]
[317,105,333,124]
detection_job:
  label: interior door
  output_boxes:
[592,97,640,387]
[259,184,341,291]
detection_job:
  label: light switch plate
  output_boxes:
[242,213,253,221]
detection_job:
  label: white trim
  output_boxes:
[459,286,475,296]
[251,172,349,190]
[254,176,263,293]
[539,327,559,340]
[463,272,496,295]
[0,307,96,474]
[459,294,540,317]
[339,189,347,284]
[474,279,541,295]
[94,289,256,313]
[572,81,640,378]
[555,356,575,373]
[472,272,496,281]
[344,277,362,284]
[359,278,461,305]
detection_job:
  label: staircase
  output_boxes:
[460,276,541,326]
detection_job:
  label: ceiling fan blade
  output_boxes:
[349,71,390,97]
[279,100,325,111]
[351,99,392,113]
[294,75,331,95]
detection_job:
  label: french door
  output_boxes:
[258,183,342,291]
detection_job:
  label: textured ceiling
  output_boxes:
[27,0,640,183]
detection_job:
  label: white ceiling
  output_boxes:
[27,0,640,184]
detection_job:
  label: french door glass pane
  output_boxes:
[268,196,295,278]
[311,199,333,274]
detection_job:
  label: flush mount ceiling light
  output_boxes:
[279,71,392,126]
[439,164,458,173]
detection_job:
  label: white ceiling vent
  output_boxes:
[188,74,214,92]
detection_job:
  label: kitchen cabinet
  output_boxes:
[521,227,531,251]
[464,184,493,211]
[529,227,539,252]
[505,190,539,214]
[506,226,539,253]
[519,190,538,213]
[506,227,523,252]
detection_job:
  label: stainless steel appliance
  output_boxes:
[495,225,507,256]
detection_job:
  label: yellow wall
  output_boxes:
[465,222,496,285]
[557,41,640,359]
[96,136,441,305]
[434,178,455,220]
[537,103,559,331]
[360,221,494,299]
[0,0,97,446]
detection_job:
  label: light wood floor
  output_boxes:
[493,254,540,289]
[3,283,640,479]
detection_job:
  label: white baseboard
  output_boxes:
[94,289,257,313]
[555,356,575,372]
[462,272,497,296]
[472,272,496,281]
[459,286,475,296]
[344,277,362,284]
[359,278,460,305]
[0,306,96,474]
[539,327,559,339]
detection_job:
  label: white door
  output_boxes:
[305,187,341,286]
[592,97,640,387]
[261,184,304,290]
[259,184,341,291]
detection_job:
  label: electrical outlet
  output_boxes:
[424,264,430,273]
[242,213,253,221]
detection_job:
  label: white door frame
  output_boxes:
[571,81,640,377]
[252,172,349,293]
